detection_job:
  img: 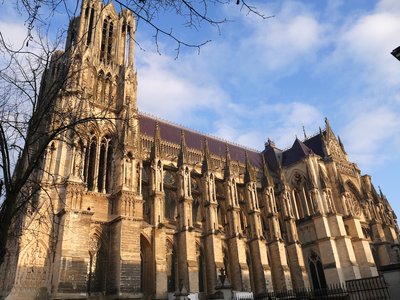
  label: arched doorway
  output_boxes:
[166,239,177,293]
[141,234,153,297]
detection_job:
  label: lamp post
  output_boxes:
[391,46,400,61]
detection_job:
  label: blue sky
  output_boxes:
[0,0,399,217]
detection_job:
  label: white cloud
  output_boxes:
[341,107,400,168]
[137,50,228,122]
[0,20,28,49]
[376,0,400,13]
[338,12,400,85]
[241,1,326,72]
[210,101,323,150]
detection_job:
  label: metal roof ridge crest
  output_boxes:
[138,110,262,154]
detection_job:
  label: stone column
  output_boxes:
[263,187,292,291]
[245,182,272,294]
[313,214,361,284]
[344,217,378,277]
[177,166,198,292]
[224,178,249,291]
[151,189,168,298]
[202,173,223,295]
[280,190,309,290]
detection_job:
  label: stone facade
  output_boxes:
[1,0,399,299]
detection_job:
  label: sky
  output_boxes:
[0,0,399,218]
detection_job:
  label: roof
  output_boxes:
[282,138,313,166]
[139,113,328,170]
[139,113,262,167]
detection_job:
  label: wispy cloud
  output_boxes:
[242,2,326,72]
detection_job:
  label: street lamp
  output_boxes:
[391,46,400,61]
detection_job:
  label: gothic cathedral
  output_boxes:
[0,1,399,299]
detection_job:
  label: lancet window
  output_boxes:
[107,22,113,62]
[100,19,108,62]
[123,22,133,66]
[84,134,113,194]
[96,137,113,193]
[85,6,95,45]
[308,251,327,290]
[164,169,177,222]
[291,172,312,218]
[84,136,97,191]
[164,189,177,222]
[94,71,115,105]
[100,18,114,64]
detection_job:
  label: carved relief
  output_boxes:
[16,241,48,288]
[328,140,345,161]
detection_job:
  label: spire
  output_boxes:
[202,138,212,174]
[150,121,161,160]
[378,186,388,202]
[224,143,232,179]
[302,125,307,140]
[261,154,274,188]
[338,136,347,154]
[325,117,335,140]
[178,130,188,167]
[244,151,255,183]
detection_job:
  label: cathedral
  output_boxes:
[0,1,399,299]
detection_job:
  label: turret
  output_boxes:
[244,151,255,184]
[261,155,274,189]
[178,130,188,167]
[150,121,161,161]
[202,138,212,174]
[224,143,232,179]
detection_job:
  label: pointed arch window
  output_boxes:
[164,189,177,221]
[309,251,327,290]
[86,7,95,45]
[107,22,114,62]
[85,136,97,191]
[97,141,107,192]
[105,141,113,193]
[291,172,312,218]
[97,136,113,193]
[125,24,131,64]
[100,19,108,61]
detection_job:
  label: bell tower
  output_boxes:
[43,1,143,298]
